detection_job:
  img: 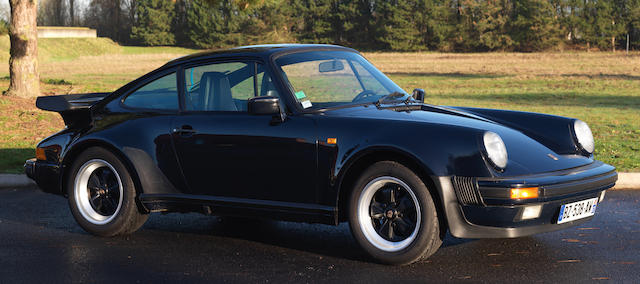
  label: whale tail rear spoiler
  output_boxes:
[35,92,110,127]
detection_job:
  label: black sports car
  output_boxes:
[25,44,617,264]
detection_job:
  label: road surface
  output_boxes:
[1,187,638,283]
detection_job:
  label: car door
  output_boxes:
[171,60,318,205]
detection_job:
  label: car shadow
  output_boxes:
[139,213,480,262]
[0,188,534,264]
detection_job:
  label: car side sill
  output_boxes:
[139,193,338,225]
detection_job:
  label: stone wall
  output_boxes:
[37,27,97,38]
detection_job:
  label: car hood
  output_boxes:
[319,104,593,175]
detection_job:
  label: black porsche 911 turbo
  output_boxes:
[25,44,617,264]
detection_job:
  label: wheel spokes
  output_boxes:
[88,174,101,190]
[102,196,116,214]
[367,180,419,242]
[370,201,385,219]
[377,219,393,240]
[394,217,414,236]
[396,195,413,212]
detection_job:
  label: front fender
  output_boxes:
[453,107,581,155]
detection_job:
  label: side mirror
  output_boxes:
[412,88,425,103]
[248,96,285,123]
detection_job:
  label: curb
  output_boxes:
[0,174,36,189]
[612,173,640,190]
[1,173,640,190]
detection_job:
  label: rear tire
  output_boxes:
[348,161,442,265]
[67,147,148,236]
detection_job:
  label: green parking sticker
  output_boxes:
[295,90,306,100]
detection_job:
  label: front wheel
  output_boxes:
[348,161,443,265]
[67,147,148,237]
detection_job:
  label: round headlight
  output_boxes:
[483,131,508,169]
[573,120,594,154]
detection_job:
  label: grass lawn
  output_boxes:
[0,38,638,173]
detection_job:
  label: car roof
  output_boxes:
[163,44,358,67]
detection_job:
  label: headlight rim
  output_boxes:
[572,119,594,155]
[482,131,508,171]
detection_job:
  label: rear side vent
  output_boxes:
[452,176,482,205]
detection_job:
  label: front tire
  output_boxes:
[348,161,443,265]
[67,147,148,236]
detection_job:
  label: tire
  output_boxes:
[348,161,443,265]
[67,147,148,237]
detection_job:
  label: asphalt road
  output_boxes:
[1,188,638,283]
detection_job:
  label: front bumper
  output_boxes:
[435,161,617,239]
[24,158,62,194]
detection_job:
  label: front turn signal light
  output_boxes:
[35,147,46,161]
[510,187,539,199]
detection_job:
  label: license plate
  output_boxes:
[557,197,599,224]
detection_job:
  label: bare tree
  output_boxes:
[37,0,68,26]
[5,0,40,98]
[69,0,74,25]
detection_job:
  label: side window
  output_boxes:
[184,61,279,112]
[123,72,178,110]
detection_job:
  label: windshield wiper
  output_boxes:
[374,92,407,107]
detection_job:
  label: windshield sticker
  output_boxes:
[295,90,307,100]
[301,100,312,109]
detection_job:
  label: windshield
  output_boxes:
[275,51,409,110]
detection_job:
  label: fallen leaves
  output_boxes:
[613,261,635,265]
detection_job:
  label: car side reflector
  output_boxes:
[510,187,539,199]
[36,147,46,161]
[327,138,337,144]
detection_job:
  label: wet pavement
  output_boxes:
[1,187,638,283]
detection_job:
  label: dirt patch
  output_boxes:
[0,95,64,146]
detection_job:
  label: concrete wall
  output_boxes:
[37,27,97,38]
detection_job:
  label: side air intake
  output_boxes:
[452,176,482,205]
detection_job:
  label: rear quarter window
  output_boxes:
[124,72,179,110]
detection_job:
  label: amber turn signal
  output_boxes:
[35,147,46,161]
[510,187,539,199]
[327,138,337,144]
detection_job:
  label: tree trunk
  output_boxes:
[114,0,121,42]
[612,36,615,52]
[5,0,40,98]
[54,0,64,26]
[69,0,75,26]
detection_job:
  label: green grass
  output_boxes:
[0,147,35,174]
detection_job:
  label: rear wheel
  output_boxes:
[67,147,148,236]
[348,161,442,265]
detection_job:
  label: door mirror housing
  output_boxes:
[412,88,425,103]
[248,96,285,123]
